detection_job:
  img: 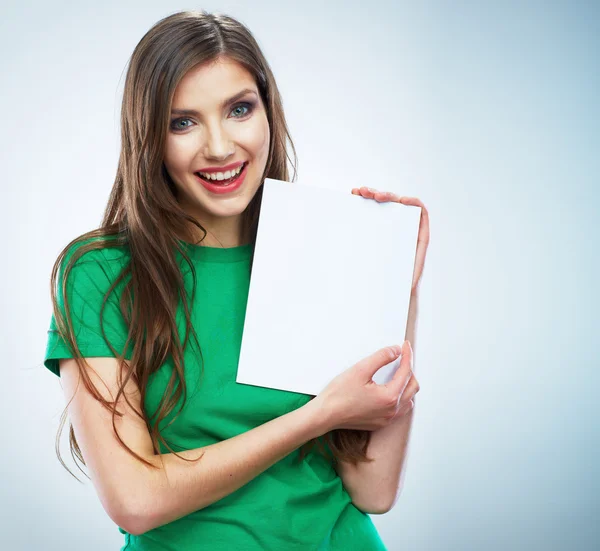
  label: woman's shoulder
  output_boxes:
[60,233,131,281]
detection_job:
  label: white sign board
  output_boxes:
[237,178,421,396]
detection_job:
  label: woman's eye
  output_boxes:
[230,102,254,119]
[170,118,193,131]
[169,102,255,132]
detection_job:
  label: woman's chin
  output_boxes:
[189,193,251,217]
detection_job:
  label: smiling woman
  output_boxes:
[42,8,390,551]
[163,60,271,240]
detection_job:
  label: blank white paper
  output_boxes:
[236,178,421,396]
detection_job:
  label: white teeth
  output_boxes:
[198,163,244,181]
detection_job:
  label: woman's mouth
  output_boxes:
[194,161,249,195]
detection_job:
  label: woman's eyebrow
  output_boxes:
[171,89,258,116]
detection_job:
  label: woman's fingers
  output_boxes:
[357,187,376,199]
[354,187,411,204]
[400,373,420,406]
[387,341,413,399]
[356,345,403,383]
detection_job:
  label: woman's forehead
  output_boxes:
[173,58,256,105]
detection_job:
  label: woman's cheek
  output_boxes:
[164,136,196,174]
[240,116,270,155]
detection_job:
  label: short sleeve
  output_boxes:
[43,242,132,377]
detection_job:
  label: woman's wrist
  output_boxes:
[301,397,336,437]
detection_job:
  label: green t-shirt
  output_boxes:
[44,238,388,551]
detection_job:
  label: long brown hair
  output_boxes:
[51,9,373,483]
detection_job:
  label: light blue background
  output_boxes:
[2,1,598,549]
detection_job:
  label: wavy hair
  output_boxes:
[50,9,374,482]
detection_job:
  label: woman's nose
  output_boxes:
[203,123,234,159]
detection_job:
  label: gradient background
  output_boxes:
[2,1,598,549]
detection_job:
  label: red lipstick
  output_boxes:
[194,161,249,195]
[196,161,245,173]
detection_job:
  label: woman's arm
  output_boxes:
[334,291,419,513]
[59,356,329,536]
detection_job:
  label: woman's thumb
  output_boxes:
[356,344,402,381]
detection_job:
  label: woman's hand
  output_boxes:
[351,186,430,296]
[312,340,419,432]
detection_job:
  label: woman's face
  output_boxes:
[164,56,270,243]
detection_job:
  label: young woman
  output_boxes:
[44,9,428,551]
